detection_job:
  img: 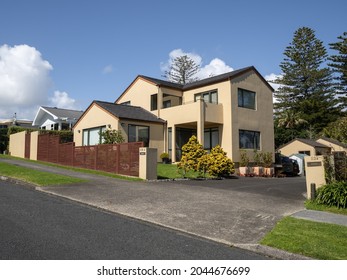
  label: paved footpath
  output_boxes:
[292,209,347,226]
[1,157,346,259]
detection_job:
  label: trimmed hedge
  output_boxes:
[316,181,347,209]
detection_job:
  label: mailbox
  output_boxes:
[304,156,326,199]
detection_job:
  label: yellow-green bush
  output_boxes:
[199,145,235,177]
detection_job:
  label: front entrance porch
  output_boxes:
[168,125,220,162]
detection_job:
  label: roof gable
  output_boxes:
[317,137,347,149]
[75,100,166,128]
[33,106,83,126]
[279,138,330,150]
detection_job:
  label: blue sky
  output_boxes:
[0,0,346,119]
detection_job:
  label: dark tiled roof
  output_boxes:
[319,137,347,149]
[296,138,329,148]
[94,101,166,124]
[138,75,184,90]
[42,106,83,120]
[138,66,272,91]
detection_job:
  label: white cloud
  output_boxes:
[0,44,79,120]
[161,49,233,81]
[0,44,53,119]
[102,64,113,74]
[265,73,284,103]
[265,73,282,92]
[197,58,233,79]
[49,91,77,109]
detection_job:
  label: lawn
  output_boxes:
[157,163,203,179]
[261,216,347,260]
[0,161,86,186]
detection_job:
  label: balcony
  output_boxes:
[160,100,223,125]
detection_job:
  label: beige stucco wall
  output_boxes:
[9,131,26,158]
[230,71,274,163]
[279,140,316,157]
[30,131,39,160]
[116,78,159,110]
[316,138,347,153]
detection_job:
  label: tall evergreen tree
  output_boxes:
[274,27,340,134]
[329,32,347,110]
[163,55,200,85]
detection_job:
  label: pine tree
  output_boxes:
[274,27,340,134]
[164,55,200,84]
[329,32,347,110]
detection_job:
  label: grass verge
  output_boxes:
[305,200,347,216]
[0,161,86,186]
[0,154,142,181]
[260,216,347,260]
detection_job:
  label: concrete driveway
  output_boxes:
[38,175,307,246]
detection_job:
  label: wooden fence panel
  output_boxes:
[58,142,74,166]
[36,133,143,177]
[37,134,60,163]
[24,132,31,159]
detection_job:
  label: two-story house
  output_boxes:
[113,66,275,163]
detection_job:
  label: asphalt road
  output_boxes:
[0,180,269,260]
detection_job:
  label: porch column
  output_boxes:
[197,97,205,147]
[172,125,176,162]
[158,86,163,118]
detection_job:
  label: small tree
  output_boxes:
[100,129,125,144]
[253,150,264,166]
[239,150,250,167]
[177,135,205,176]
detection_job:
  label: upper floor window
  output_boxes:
[163,100,171,108]
[151,94,158,111]
[194,90,218,104]
[238,88,256,109]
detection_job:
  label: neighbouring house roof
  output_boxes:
[91,100,166,124]
[279,138,330,150]
[0,119,34,128]
[318,137,347,149]
[33,106,84,126]
[116,66,274,103]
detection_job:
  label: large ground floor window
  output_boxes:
[169,127,220,161]
[239,129,260,150]
[204,128,219,153]
[128,125,149,147]
[82,126,106,146]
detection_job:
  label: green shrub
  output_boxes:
[160,152,169,159]
[198,145,234,177]
[177,135,206,177]
[99,129,125,144]
[316,181,347,209]
[239,150,249,167]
